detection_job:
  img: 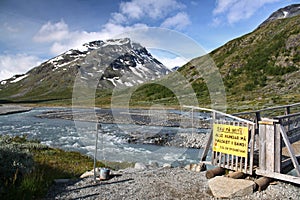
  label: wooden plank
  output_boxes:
[249,124,255,175]
[202,111,215,164]
[285,106,291,115]
[231,155,234,170]
[265,123,275,172]
[212,151,216,165]
[226,153,230,169]
[218,152,223,167]
[276,112,300,120]
[201,129,213,162]
[256,169,300,185]
[279,125,300,176]
[244,155,248,174]
[233,103,300,116]
[275,123,282,173]
[259,123,266,170]
[235,154,239,171]
[239,156,243,171]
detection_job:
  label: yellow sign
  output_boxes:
[213,124,249,158]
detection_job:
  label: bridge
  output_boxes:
[184,102,300,185]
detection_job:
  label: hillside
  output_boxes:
[0,5,299,111]
[127,6,300,112]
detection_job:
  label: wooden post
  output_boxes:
[200,111,216,162]
[206,167,226,179]
[255,112,261,134]
[255,177,273,192]
[226,171,246,179]
[259,121,266,171]
[259,119,277,173]
[285,106,291,115]
[275,123,282,173]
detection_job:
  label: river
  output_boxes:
[0,107,210,166]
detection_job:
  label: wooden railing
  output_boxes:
[256,112,300,184]
[186,103,300,184]
[184,106,256,175]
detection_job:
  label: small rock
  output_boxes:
[184,163,206,172]
[184,164,192,170]
[134,162,148,170]
[162,163,172,168]
[80,170,94,178]
[149,161,159,168]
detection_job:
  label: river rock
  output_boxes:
[80,170,94,178]
[149,161,159,168]
[162,163,172,168]
[134,162,148,170]
[185,163,206,172]
[208,176,255,198]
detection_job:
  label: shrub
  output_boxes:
[0,136,35,198]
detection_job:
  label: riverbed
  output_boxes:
[0,107,212,166]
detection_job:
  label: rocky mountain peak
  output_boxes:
[0,38,170,100]
[259,4,300,27]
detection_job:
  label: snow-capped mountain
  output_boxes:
[0,38,170,101]
[259,4,300,27]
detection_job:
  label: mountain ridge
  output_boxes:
[127,5,300,111]
[1,4,299,111]
[259,4,300,27]
[0,38,170,102]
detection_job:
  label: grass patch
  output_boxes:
[0,135,105,199]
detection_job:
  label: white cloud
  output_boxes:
[1,0,192,82]
[110,13,127,24]
[33,20,69,42]
[213,0,281,24]
[40,22,150,55]
[161,12,190,30]
[0,54,43,81]
[119,0,185,21]
[32,0,191,56]
[157,56,188,69]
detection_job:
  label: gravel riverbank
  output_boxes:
[37,108,211,148]
[44,165,300,200]
[0,104,32,115]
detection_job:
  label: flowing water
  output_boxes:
[0,107,208,166]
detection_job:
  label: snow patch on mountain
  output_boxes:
[10,74,28,83]
[0,38,170,97]
[260,4,300,27]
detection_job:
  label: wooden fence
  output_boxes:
[211,119,255,175]
[185,103,300,184]
[183,106,256,175]
[256,113,300,184]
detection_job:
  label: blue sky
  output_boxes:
[0,0,298,80]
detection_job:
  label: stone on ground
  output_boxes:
[134,162,148,170]
[208,176,255,198]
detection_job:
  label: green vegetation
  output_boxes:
[0,15,299,113]
[0,135,105,199]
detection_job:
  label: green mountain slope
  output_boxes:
[1,6,299,112]
[126,14,300,111]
